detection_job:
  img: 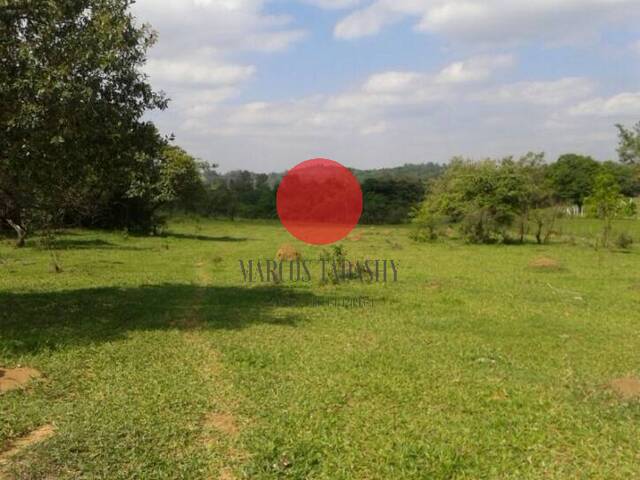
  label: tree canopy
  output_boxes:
[546,154,600,210]
[0,0,166,243]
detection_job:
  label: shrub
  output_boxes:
[615,232,634,250]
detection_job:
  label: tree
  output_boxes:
[361,178,425,224]
[547,154,600,212]
[412,153,557,244]
[205,183,239,220]
[584,173,625,247]
[157,146,206,212]
[600,161,640,198]
[616,122,640,165]
[512,153,557,244]
[126,145,206,224]
[0,0,166,245]
[413,156,527,243]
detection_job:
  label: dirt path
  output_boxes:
[182,261,249,480]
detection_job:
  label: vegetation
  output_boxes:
[195,165,441,225]
[2,218,640,479]
[547,154,601,211]
[584,173,627,248]
[0,0,168,242]
[351,162,445,182]
[616,121,640,165]
[2,3,640,476]
[413,154,556,244]
[412,133,639,246]
[360,178,424,224]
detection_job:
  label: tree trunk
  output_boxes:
[519,219,526,244]
[535,221,543,245]
[5,219,27,247]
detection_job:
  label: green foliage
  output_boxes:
[361,178,425,224]
[200,170,277,220]
[621,197,638,218]
[599,161,640,197]
[0,0,167,240]
[584,173,625,247]
[529,207,562,245]
[319,244,349,284]
[616,121,640,165]
[615,231,634,250]
[547,154,600,209]
[413,154,552,244]
[351,162,445,182]
[157,146,206,211]
[410,208,442,242]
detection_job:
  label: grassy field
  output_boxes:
[1,218,640,479]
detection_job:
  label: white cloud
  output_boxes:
[334,0,640,44]
[132,0,306,138]
[348,55,514,106]
[145,59,255,87]
[196,55,530,140]
[133,0,305,55]
[128,2,635,171]
[334,0,410,39]
[436,54,514,84]
[303,0,363,9]
[474,78,595,106]
[568,92,640,116]
[363,72,423,93]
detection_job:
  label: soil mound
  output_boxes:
[0,367,42,394]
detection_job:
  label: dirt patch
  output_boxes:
[347,233,363,241]
[0,425,55,465]
[424,280,442,291]
[528,256,561,270]
[0,367,42,394]
[609,377,640,400]
[205,412,238,437]
[276,244,301,261]
[218,467,236,480]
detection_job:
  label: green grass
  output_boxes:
[555,217,640,244]
[1,218,640,478]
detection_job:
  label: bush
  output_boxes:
[621,198,638,218]
[615,232,634,250]
[410,213,440,242]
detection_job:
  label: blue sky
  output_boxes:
[132,0,640,172]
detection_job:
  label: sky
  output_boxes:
[131,0,640,173]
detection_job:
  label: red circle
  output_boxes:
[277,158,363,245]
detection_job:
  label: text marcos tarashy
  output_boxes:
[239,259,398,283]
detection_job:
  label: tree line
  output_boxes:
[180,164,443,225]
[2,1,639,248]
[412,126,640,246]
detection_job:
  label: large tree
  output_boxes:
[413,154,549,244]
[547,154,600,211]
[0,0,166,245]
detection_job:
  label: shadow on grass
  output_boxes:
[25,238,149,251]
[160,232,249,242]
[0,285,317,355]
